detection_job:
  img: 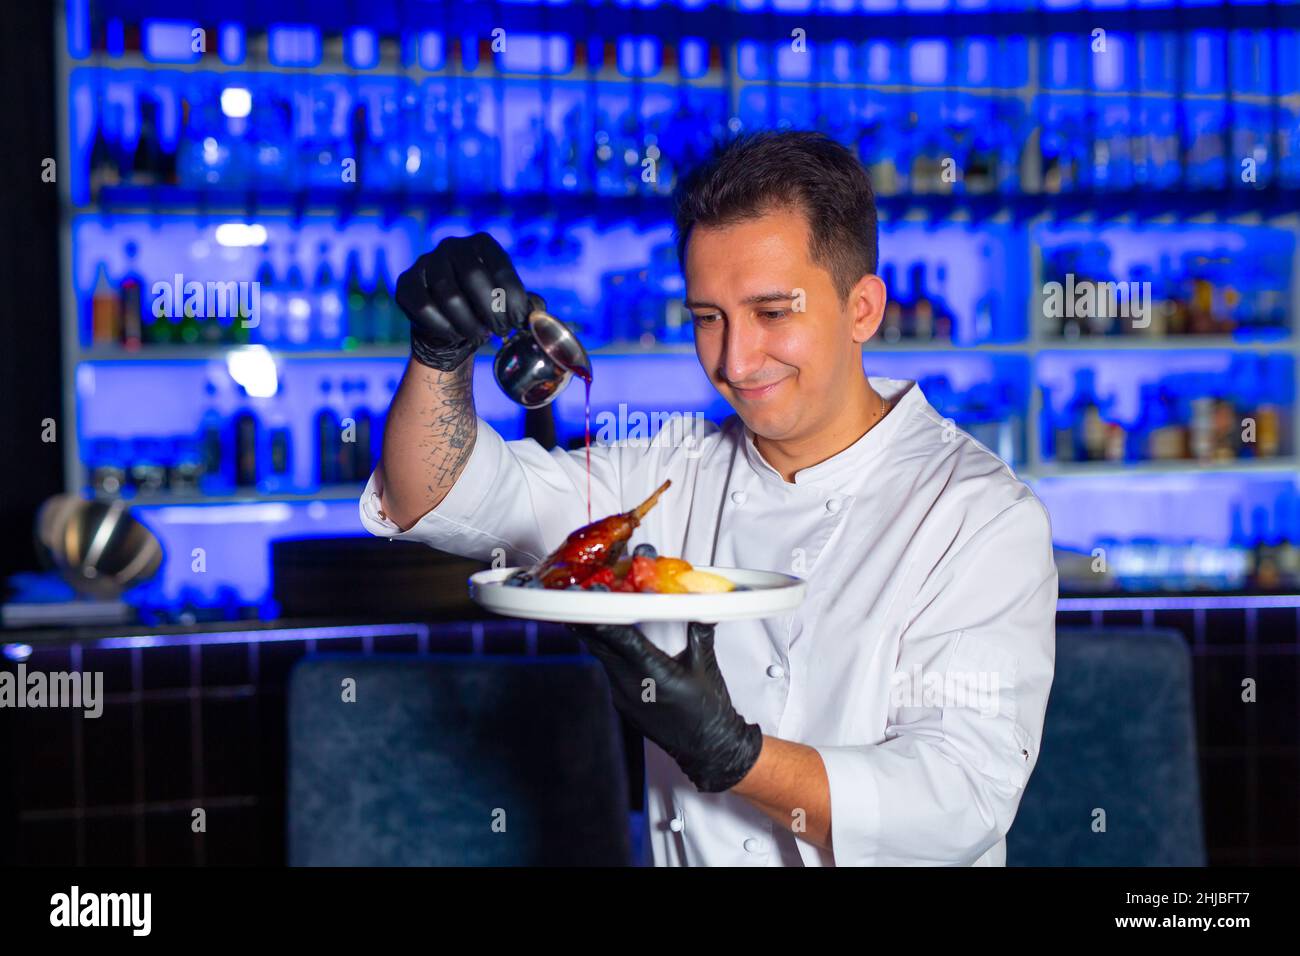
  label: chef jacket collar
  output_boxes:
[740,377,922,489]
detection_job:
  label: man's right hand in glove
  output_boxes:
[395,232,544,371]
[377,233,543,530]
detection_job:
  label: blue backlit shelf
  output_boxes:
[1027,458,1300,479]
[66,0,1300,55]
[87,184,1300,226]
[105,484,369,505]
[58,1,1300,605]
[1033,337,1297,353]
[80,345,413,361]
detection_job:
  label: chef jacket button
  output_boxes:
[743,837,764,854]
[766,664,785,679]
[669,817,684,833]
[731,490,747,505]
[825,498,841,513]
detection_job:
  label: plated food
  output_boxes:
[502,480,741,594]
[468,480,808,624]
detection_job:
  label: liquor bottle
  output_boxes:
[453,88,498,193]
[177,270,202,344]
[283,246,311,346]
[931,263,955,341]
[230,283,253,345]
[369,249,401,344]
[1251,506,1281,590]
[880,263,903,343]
[233,409,259,488]
[343,249,369,347]
[1213,390,1239,462]
[90,263,122,345]
[593,110,622,197]
[350,378,375,482]
[130,94,165,186]
[1253,383,1282,460]
[254,247,282,346]
[1189,381,1216,462]
[250,93,293,189]
[338,381,356,483]
[1040,386,1068,463]
[349,103,369,189]
[1127,384,1158,462]
[315,380,342,486]
[908,263,933,342]
[265,383,293,493]
[1229,503,1255,585]
[1103,422,1126,462]
[200,278,225,345]
[301,87,341,189]
[152,93,176,184]
[1125,264,1162,337]
[314,243,343,347]
[88,103,123,197]
[199,382,225,486]
[119,242,144,350]
[1187,262,1215,336]
[1276,492,1300,589]
[1157,254,1188,336]
[269,425,292,489]
[1148,385,1188,461]
[1066,369,1108,462]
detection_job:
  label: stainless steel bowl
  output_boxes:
[493,310,592,409]
[34,495,163,600]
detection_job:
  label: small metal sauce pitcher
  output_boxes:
[494,308,592,409]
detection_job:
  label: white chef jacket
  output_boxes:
[358,376,1058,867]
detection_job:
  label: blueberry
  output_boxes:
[633,543,658,559]
[523,577,544,589]
[589,583,610,592]
[566,583,583,590]
[733,584,752,592]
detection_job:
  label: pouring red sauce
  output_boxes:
[575,367,593,524]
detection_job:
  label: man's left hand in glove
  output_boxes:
[569,620,834,848]
[566,621,764,794]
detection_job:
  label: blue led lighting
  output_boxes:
[106,18,124,58]
[1035,473,1300,554]
[617,37,660,78]
[501,34,572,74]
[346,28,380,70]
[1059,594,1300,612]
[93,622,431,651]
[142,20,203,64]
[65,0,90,59]
[679,38,708,77]
[219,23,245,65]
[268,25,322,68]
[415,31,445,71]
[3,644,34,663]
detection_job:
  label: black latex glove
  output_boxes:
[568,621,764,794]
[394,232,547,371]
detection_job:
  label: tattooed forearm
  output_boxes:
[423,361,477,491]
[377,355,479,530]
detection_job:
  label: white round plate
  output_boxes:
[469,566,807,625]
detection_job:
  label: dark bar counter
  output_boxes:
[3,594,1297,866]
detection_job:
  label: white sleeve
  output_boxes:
[814,497,1058,866]
[358,415,625,567]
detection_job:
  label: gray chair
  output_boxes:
[288,654,633,866]
[1007,628,1206,866]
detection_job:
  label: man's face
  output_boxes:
[684,205,883,442]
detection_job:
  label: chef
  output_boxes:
[359,130,1057,866]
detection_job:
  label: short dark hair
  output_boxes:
[672,130,879,303]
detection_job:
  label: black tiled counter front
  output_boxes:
[2,601,1297,865]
